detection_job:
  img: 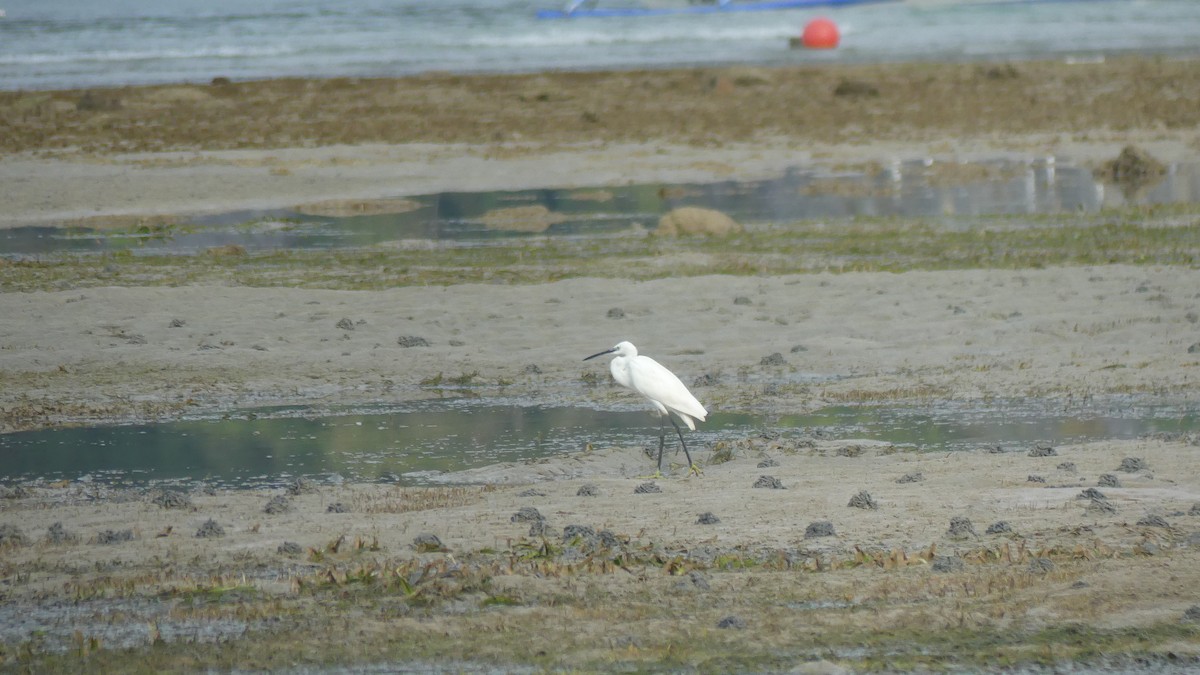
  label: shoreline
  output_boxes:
[9,46,1200,96]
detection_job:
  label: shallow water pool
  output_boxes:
[1,398,1196,489]
[3,159,1197,257]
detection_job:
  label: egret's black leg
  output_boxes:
[668,417,693,469]
[656,417,667,471]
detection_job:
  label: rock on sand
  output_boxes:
[655,206,742,236]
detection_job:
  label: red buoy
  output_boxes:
[801,18,840,49]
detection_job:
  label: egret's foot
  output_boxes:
[637,470,666,480]
[688,462,703,478]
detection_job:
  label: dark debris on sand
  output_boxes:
[932,555,965,573]
[195,519,226,538]
[1136,514,1170,528]
[286,477,319,496]
[1028,442,1057,457]
[676,571,710,592]
[946,516,977,540]
[562,524,596,543]
[753,475,784,489]
[848,490,878,510]
[45,521,79,544]
[986,521,1013,535]
[511,506,544,523]
[413,533,445,553]
[94,528,134,545]
[277,541,304,556]
[1119,457,1149,473]
[804,521,836,539]
[717,615,747,630]
[835,444,866,458]
[150,488,193,510]
[0,523,28,548]
[759,352,787,367]
[1029,557,1056,574]
[264,495,292,515]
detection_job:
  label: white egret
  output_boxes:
[584,341,708,474]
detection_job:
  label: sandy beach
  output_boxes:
[2,56,1200,671]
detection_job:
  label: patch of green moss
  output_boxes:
[3,206,1198,293]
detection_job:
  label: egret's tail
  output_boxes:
[672,398,707,431]
[678,412,704,431]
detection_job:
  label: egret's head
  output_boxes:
[583,340,637,361]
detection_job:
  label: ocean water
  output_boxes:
[0,0,1198,91]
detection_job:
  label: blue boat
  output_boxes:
[537,0,896,20]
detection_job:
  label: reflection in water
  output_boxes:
[1,400,1195,488]
[3,160,1198,256]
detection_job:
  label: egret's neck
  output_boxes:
[609,355,633,389]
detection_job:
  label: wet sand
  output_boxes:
[2,56,1200,671]
[2,433,1199,671]
[3,266,1200,432]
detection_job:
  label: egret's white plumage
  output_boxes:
[584,340,707,472]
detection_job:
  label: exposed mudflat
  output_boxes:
[2,433,1200,671]
[2,56,1200,671]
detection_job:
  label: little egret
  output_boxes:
[584,341,708,474]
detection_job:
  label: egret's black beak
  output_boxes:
[583,346,617,361]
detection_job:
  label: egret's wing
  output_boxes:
[627,356,708,424]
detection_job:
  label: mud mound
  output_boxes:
[294,198,419,217]
[479,205,567,233]
[655,207,742,237]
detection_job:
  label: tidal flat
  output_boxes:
[2,56,1200,671]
